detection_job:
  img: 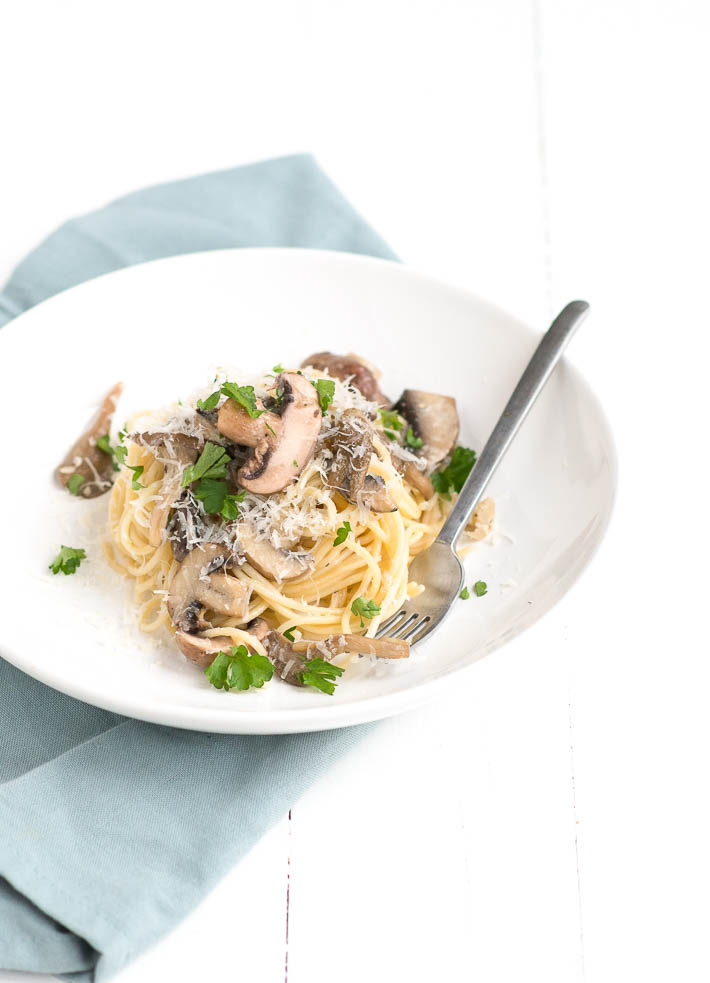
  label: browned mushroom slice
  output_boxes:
[400,461,435,500]
[217,397,277,446]
[394,390,459,472]
[236,524,314,582]
[175,631,235,668]
[167,544,250,632]
[237,373,321,494]
[301,352,387,404]
[56,381,123,498]
[356,475,397,512]
[340,634,410,659]
[132,432,202,547]
[248,618,308,686]
[326,409,373,500]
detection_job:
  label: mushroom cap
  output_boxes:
[236,523,314,582]
[356,474,397,513]
[237,372,321,494]
[167,543,250,631]
[301,352,387,404]
[56,381,123,498]
[394,390,460,472]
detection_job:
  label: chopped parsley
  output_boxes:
[383,429,397,441]
[405,427,423,449]
[49,545,86,575]
[127,464,145,490]
[193,478,244,519]
[220,382,263,418]
[66,473,85,495]
[333,521,352,546]
[272,363,284,374]
[265,421,277,437]
[459,586,470,600]
[283,627,298,642]
[300,656,345,695]
[204,646,274,692]
[431,446,477,497]
[196,390,221,411]
[96,433,123,472]
[379,409,403,432]
[473,580,488,597]
[311,378,335,415]
[351,596,381,627]
[181,442,230,487]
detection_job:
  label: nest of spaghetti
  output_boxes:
[98,352,494,695]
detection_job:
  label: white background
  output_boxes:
[1,1,709,981]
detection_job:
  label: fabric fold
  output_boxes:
[0,154,393,979]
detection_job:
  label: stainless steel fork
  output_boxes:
[376,300,590,647]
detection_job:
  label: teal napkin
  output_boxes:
[0,155,395,980]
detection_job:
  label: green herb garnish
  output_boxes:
[379,409,403,432]
[127,464,145,490]
[272,363,284,374]
[431,446,477,497]
[49,545,86,575]
[311,378,335,415]
[283,627,297,642]
[220,382,263,419]
[473,580,488,597]
[333,521,352,546]
[405,427,423,449]
[193,478,244,519]
[66,473,85,495]
[350,596,381,627]
[459,586,470,600]
[205,646,274,692]
[300,656,345,695]
[181,442,230,487]
[197,390,221,411]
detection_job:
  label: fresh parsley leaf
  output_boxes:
[193,478,243,519]
[473,580,488,597]
[431,446,477,497]
[204,645,274,692]
[300,656,345,695]
[96,433,112,454]
[272,363,284,373]
[114,444,128,466]
[265,421,276,436]
[66,473,85,495]
[274,387,285,406]
[283,627,297,642]
[333,521,352,546]
[220,382,263,418]
[459,586,470,600]
[311,378,335,415]
[383,429,397,441]
[96,433,121,472]
[127,464,145,490]
[181,442,230,487]
[379,409,403,431]
[351,596,381,627]
[405,427,423,449]
[292,459,298,467]
[49,545,86,575]
[197,390,221,411]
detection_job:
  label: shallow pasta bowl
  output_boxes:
[0,248,617,734]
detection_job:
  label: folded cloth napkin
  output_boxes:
[0,155,395,980]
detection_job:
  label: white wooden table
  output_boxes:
[2,1,709,980]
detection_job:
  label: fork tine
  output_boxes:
[385,612,419,638]
[375,610,408,637]
[400,615,431,642]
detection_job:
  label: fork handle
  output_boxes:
[436,300,590,548]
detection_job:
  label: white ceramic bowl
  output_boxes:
[0,248,616,733]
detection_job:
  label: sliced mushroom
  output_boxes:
[133,432,201,547]
[237,372,321,494]
[235,523,314,582]
[400,461,435,500]
[326,409,373,500]
[248,618,308,686]
[339,633,410,659]
[56,381,123,498]
[166,497,207,562]
[301,352,387,404]
[217,397,275,446]
[356,474,397,512]
[167,544,250,631]
[175,631,234,668]
[394,390,459,472]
